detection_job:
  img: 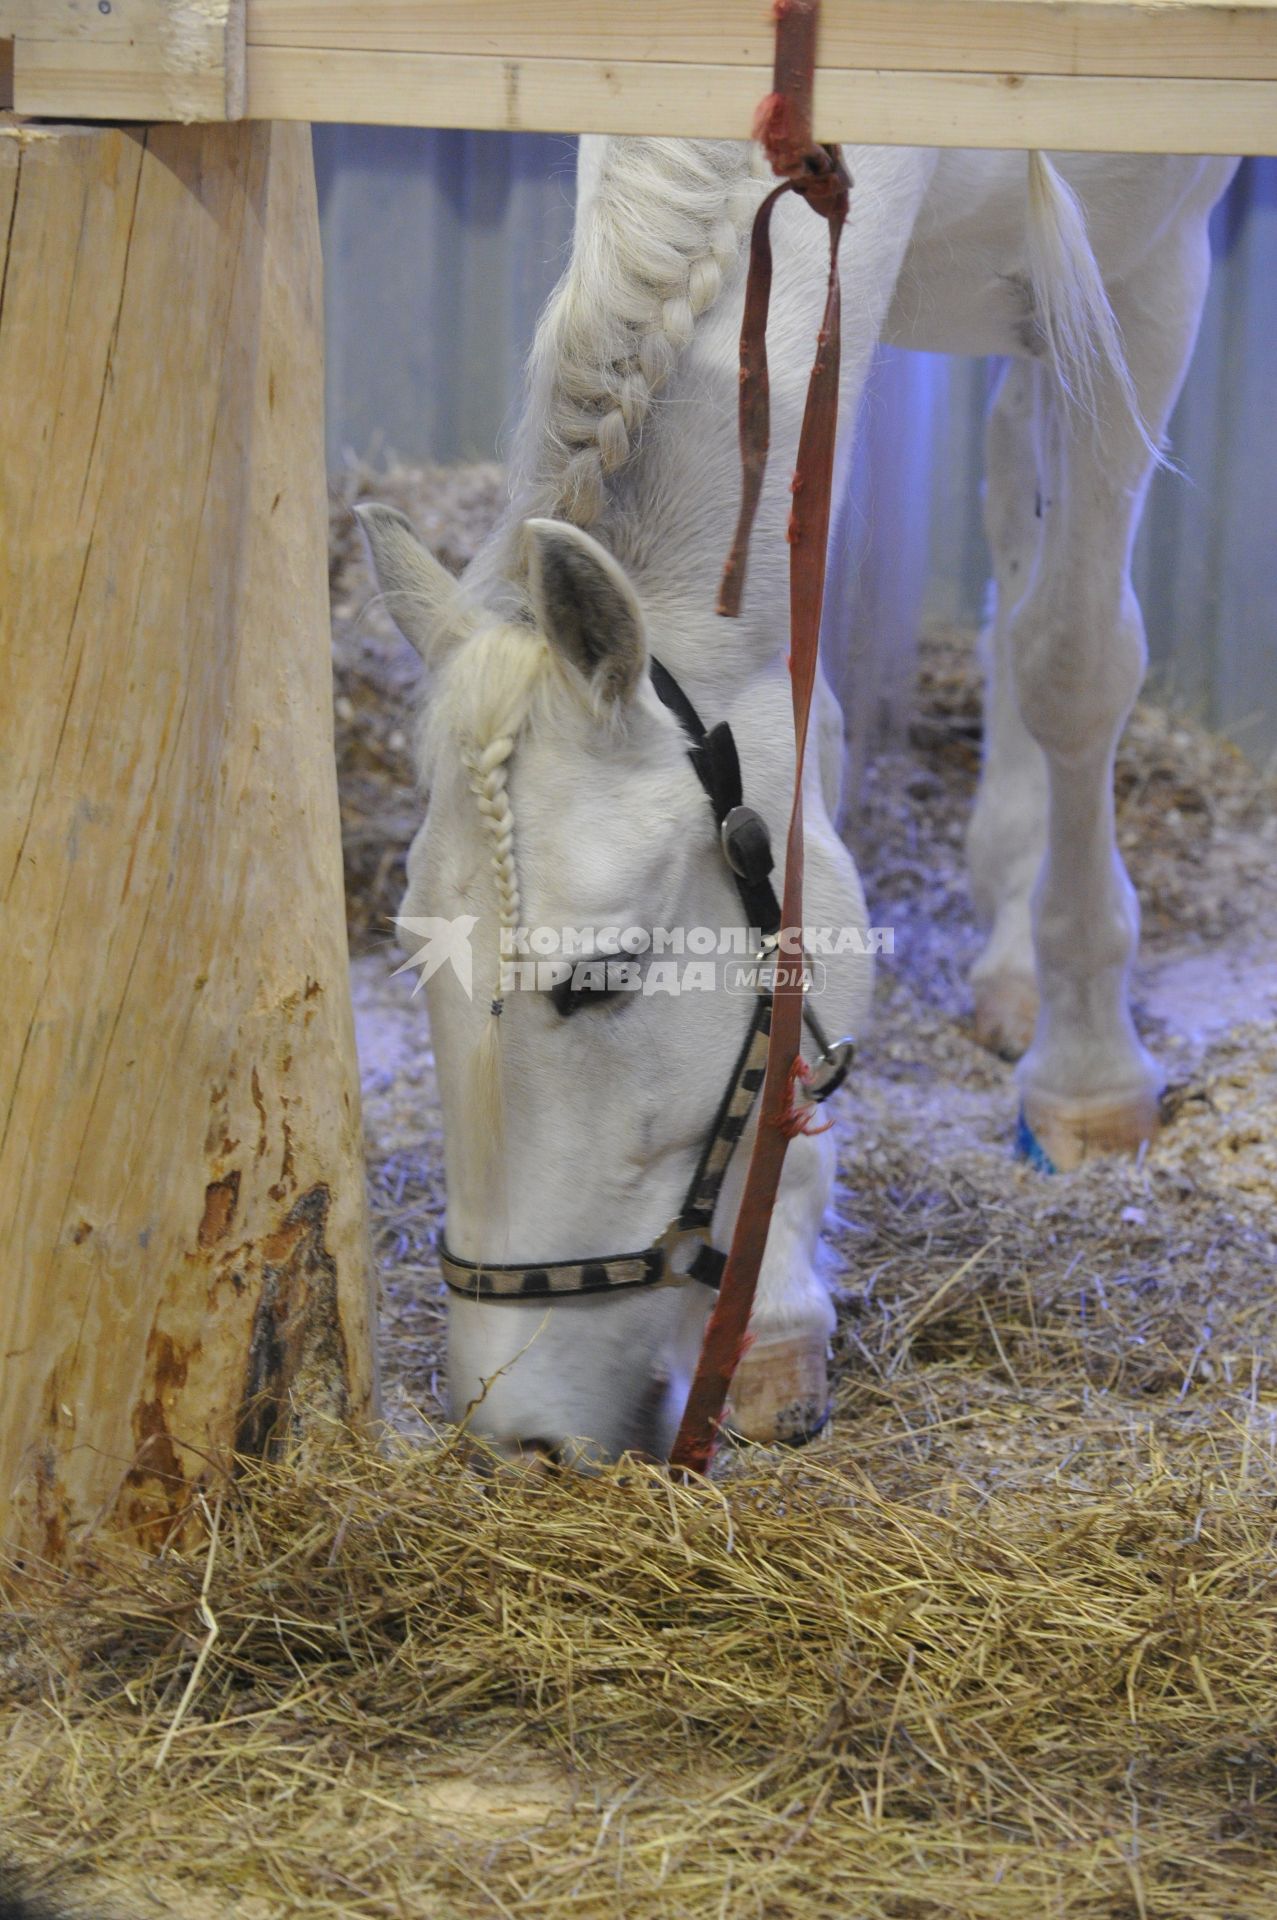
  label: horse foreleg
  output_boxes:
[967,357,1049,1059]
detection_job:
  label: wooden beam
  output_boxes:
[238,0,1277,148]
[247,0,1277,82]
[244,47,1277,153]
[5,0,1277,144]
[7,0,246,121]
[0,119,376,1565]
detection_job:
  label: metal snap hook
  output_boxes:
[805,1036,855,1103]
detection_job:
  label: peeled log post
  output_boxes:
[0,118,377,1564]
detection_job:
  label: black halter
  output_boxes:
[438,660,853,1304]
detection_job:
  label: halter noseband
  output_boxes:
[438,659,854,1305]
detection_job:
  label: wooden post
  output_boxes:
[0,118,377,1564]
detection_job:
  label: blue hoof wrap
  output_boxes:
[1015,1108,1058,1175]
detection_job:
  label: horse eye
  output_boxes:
[550,977,612,1018]
[549,958,637,1018]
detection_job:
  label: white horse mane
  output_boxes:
[416,139,766,1044]
[506,138,762,532]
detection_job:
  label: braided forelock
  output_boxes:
[421,622,552,1158]
[465,733,521,996]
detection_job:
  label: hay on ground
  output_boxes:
[3,1416,1277,1920]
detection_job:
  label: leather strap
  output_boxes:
[439,1237,720,1302]
[649,656,781,937]
[670,0,850,1474]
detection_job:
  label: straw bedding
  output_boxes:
[2,459,1275,1920]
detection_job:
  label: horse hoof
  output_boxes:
[972,973,1039,1060]
[725,1334,830,1447]
[1018,1086,1161,1172]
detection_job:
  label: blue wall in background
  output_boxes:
[314,126,578,469]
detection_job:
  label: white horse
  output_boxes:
[359,137,1237,1465]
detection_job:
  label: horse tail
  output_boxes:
[1025,151,1160,462]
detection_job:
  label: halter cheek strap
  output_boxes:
[439,981,772,1302]
[648,657,782,940]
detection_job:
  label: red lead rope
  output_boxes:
[669,1,850,1476]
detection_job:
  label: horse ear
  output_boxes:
[354,504,470,661]
[522,518,647,707]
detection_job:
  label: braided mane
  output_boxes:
[426,139,760,1120]
[504,137,761,533]
[431,136,762,905]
